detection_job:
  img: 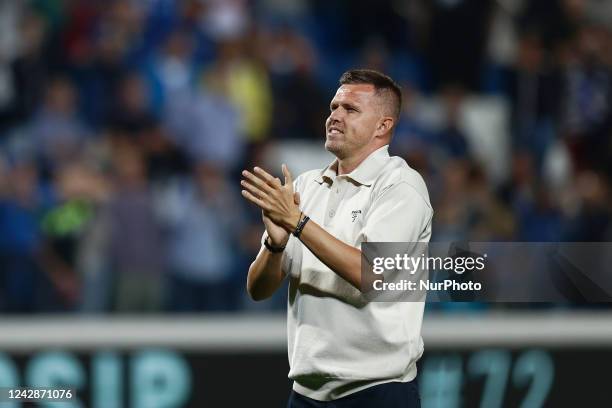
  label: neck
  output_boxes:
[337,144,385,175]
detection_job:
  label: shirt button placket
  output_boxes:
[326,179,341,224]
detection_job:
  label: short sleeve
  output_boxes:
[362,182,433,243]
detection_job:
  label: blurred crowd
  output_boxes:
[0,0,611,313]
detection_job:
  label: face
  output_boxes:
[325,84,384,159]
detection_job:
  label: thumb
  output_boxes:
[293,191,300,205]
[282,163,293,186]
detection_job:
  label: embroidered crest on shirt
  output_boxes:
[351,210,362,222]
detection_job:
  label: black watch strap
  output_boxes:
[293,215,310,238]
[264,235,285,253]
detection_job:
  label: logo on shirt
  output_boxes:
[351,210,362,223]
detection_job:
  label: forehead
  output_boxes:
[331,84,377,104]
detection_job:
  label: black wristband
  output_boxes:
[264,235,285,253]
[293,215,310,238]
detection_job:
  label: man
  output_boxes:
[241,69,432,407]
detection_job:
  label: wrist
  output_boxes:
[292,214,310,238]
[268,233,289,247]
[264,235,286,253]
[283,210,302,233]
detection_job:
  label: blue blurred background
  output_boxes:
[0,0,611,315]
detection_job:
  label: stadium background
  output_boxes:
[0,0,611,406]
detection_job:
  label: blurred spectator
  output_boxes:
[432,160,472,242]
[43,156,111,311]
[505,30,561,166]
[38,160,110,311]
[202,38,273,142]
[558,24,612,171]
[142,124,191,182]
[109,72,157,135]
[425,0,492,90]
[108,72,190,180]
[561,170,612,241]
[200,0,250,41]
[485,0,522,70]
[0,1,26,129]
[434,160,515,241]
[343,0,415,51]
[465,164,516,240]
[57,2,142,127]
[147,27,199,111]
[391,81,435,177]
[163,86,243,170]
[27,77,89,177]
[257,0,311,28]
[0,159,51,312]
[435,85,471,160]
[500,152,563,241]
[157,162,245,312]
[264,26,327,140]
[106,142,164,312]
[1,12,49,128]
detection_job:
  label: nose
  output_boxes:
[326,116,339,131]
[328,108,343,124]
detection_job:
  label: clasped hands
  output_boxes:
[241,164,302,239]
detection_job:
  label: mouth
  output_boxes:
[327,127,344,136]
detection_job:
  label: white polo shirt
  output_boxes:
[276,145,433,401]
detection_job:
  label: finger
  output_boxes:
[240,180,267,200]
[253,167,277,186]
[282,164,293,186]
[242,170,273,193]
[293,191,300,205]
[241,189,268,209]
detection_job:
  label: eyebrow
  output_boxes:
[330,101,360,111]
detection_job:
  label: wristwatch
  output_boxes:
[264,235,286,253]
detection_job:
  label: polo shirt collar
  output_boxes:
[315,145,390,187]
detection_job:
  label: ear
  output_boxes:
[374,116,394,138]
